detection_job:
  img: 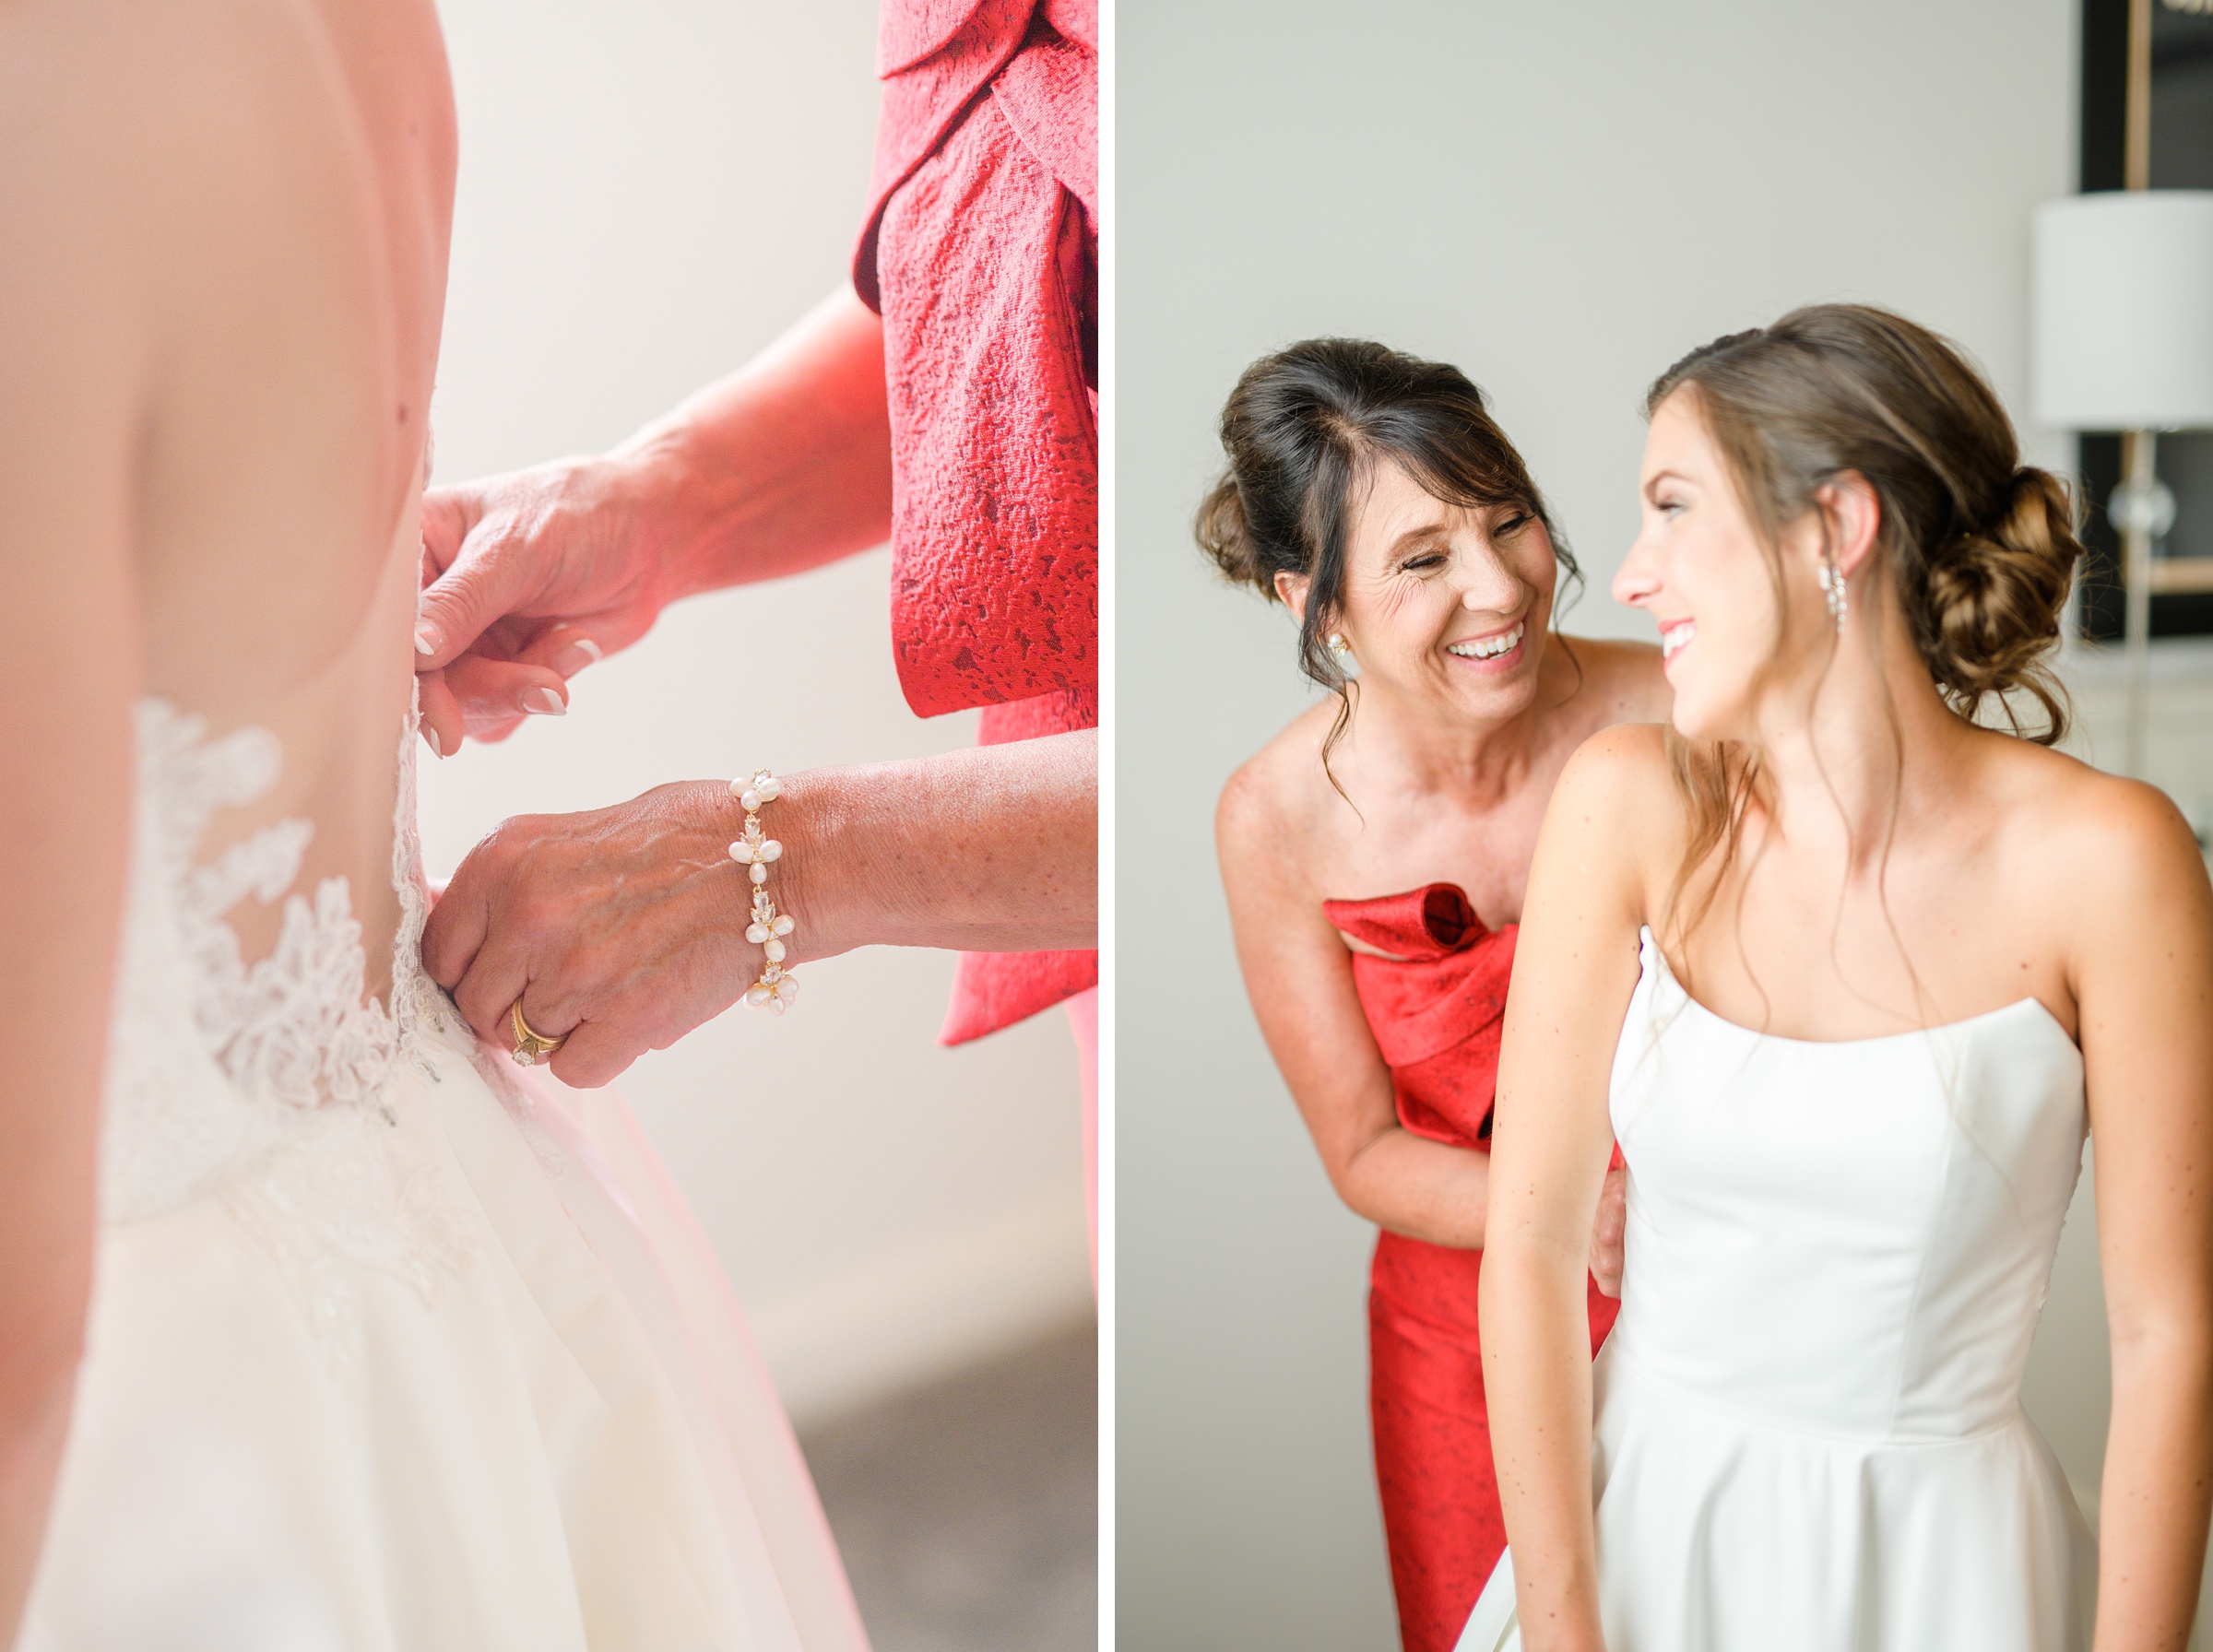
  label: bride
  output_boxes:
[1465,305,2213,1650]
[0,5,863,1648]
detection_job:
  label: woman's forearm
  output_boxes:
[420,728,1095,1088]
[1339,1127,1492,1248]
[615,285,894,598]
[782,729,1097,959]
[2095,1330,2213,1650]
[1482,1238,1608,1652]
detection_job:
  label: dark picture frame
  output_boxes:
[2076,0,2213,641]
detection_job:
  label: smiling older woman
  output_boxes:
[1205,339,1668,1652]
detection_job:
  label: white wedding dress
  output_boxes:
[1460,927,2097,1652]
[16,694,870,1652]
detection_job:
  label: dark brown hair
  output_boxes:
[1647,303,2083,955]
[1196,338,1575,781]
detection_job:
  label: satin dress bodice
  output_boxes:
[1462,927,2095,1652]
[1608,930,2088,1445]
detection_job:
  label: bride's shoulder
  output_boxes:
[0,5,326,287]
[1557,719,1678,809]
[1547,722,1685,865]
[1,3,283,152]
[1988,737,2208,927]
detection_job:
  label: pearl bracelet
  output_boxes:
[728,769,799,1013]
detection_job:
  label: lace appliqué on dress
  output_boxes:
[107,697,475,1407]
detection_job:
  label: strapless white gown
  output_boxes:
[1460,927,2096,1652]
[18,700,870,1652]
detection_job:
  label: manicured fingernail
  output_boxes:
[552,636,602,677]
[415,620,444,657]
[423,725,445,757]
[522,687,567,717]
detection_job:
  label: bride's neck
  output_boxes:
[1751,592,1976,862]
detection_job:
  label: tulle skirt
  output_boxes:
[20,1017,867,1652]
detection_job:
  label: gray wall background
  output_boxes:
[1116,4,2088,1646]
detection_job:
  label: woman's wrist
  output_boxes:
[753,765,917,969]
[606,431,728,610]
[699,736,1098,994]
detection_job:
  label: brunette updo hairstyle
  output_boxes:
[1647,304,2086,956]
[1196,338,1575,773]
[1649,303,2081,740]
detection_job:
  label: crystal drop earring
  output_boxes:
[1816,554,1847,635]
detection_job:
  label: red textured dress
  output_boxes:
[855,0,1098,1044]
[1320,883,1622,1652]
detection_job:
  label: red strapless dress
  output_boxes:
[1320,884,1621,1652]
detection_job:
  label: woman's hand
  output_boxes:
[420,779,758,1087]
[1589,1165,1628,1298]
[413,453,677,753]
[413,285,894,760]
[420,732,1096,1087]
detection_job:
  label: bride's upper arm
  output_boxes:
[1486,726,1667,1250]
[2068,775,2213,1347]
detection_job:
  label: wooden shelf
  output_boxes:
[2148,559,2213,595]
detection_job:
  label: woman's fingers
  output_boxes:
[417,667,466,759]
[419,784,751,1079]
[415,486,549,671]
[418,483,481,584]
[442,654,569,738]
[451,935,533,1047]
[420,858,491,991]
[428,813,617,1053]
[1590,1164,1628,1297]
[545,1018,641,1091]
[526,624,605,681]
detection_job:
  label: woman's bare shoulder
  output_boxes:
[1556,633,1673,727]
[1990,737,2207,909]
[1554,719,1676,817]
[1217,701,1343,859]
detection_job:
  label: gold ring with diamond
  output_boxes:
[510,999,567,1066]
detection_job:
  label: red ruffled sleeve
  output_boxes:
[857,0,1097,1043]
[1321,884,1517,1150]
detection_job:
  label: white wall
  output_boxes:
[1118,3,2082,1645]
[421,0,1090,1428]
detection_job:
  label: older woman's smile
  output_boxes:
[1446,620,1527,669]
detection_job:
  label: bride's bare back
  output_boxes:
[0,0,453,1631]
[23,0,452,972]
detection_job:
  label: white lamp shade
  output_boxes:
[2031,191,2213,431]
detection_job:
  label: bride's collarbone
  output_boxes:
[1659,912,2076,1045]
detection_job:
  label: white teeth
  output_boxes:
[1663,622,1697,660]
[1447,621,1524,661]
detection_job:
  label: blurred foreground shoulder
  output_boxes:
[1530,721,1680,900]
[1553,720,1675,820]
